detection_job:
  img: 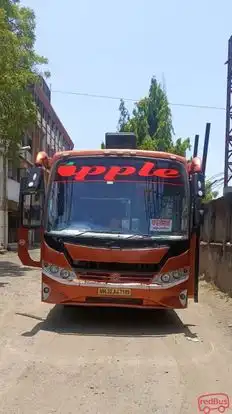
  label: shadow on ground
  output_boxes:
[18,306,197,339]
[0,282,9,288]
[0,261,36,278]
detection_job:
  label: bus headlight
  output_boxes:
[42,262,76,281]
[50,265,59,274]
[60,269,71,279]
[161,273,170,283]
[173,270,181,279]
[153,268,189,285]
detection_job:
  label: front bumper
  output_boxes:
[41,274,189,309]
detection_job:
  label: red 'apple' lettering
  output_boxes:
[104,166,136,181]
[138,162,180,178]
[75,166,106,181]
[58,165,76,177]
[154,168,180,178]
[57,162,180,180]
[138,162,157,177]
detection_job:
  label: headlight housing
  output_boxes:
[42,262,76,281]
[152,268,189,285]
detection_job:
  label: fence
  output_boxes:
[200,196,232,296]
[201,196,232,243]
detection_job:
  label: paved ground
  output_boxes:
[0,251,232,414]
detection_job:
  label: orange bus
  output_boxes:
[18,129,209,310]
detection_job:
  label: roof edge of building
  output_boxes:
[34,81,74,150]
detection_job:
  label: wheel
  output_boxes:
[218,407,225,413]
[203,407,210,414]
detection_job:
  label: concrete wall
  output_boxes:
[200,196,232,295]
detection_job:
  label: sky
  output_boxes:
[22,0,232,194]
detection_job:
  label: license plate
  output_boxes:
[97,288,131,296]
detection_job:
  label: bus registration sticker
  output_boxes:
[98,288,131,296]
[150,219,172,232]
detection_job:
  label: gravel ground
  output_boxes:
[0,251,232,414]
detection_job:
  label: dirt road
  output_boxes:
[0,251,232,414]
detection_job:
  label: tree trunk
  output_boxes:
[0,147,7,250]
[2,151,7,248]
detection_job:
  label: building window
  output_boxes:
[22,134,32,152]
[8,160,18,181]
[42,106,47,122]
[8,161,27,183]
[17,168,27,182]
[41,77,51,102]
[47,145,55,157]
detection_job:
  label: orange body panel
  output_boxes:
[18,235,194,310]
[64,243,169,264]
[42,274,189,309]
[39,240,192,310]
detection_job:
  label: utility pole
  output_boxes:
[224,36,232,195]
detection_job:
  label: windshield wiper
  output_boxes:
[123,234,150,239]
[49,230,125,238]
[123,234,188,241]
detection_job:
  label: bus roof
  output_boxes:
[51,149,187,166]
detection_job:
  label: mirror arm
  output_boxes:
[18,227,42,268]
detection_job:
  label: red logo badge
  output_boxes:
[197,393,230,413]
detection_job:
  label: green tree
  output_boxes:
[0,0,49,153]
[0,0,49,248]
[117,99,130,132]
[117,76,191,156]
[203,180,219,203]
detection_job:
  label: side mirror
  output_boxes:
[19,166,45,229]
[21,192,44,228]
[192,172,205,227]
[192,172,205,199]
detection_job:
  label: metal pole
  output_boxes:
[193,135,199,158]
[194,122,210,303]
[224,36,232,188]
[202,123,211,175]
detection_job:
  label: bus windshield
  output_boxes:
[46,156,189,239]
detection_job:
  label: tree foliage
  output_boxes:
[117,99,130,132]
[116,77,191,156]
[203,180,219,203]
[0,0,49,155]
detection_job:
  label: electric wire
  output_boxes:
[51,89,226,111]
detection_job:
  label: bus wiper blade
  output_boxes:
[73,231,93,236]
[48,230,103,238]
[51,230,93,237]
[50,230,152,239]
[61,230,123,237]
[124,234,151,240]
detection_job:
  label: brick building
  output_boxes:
[0,77,74,249]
